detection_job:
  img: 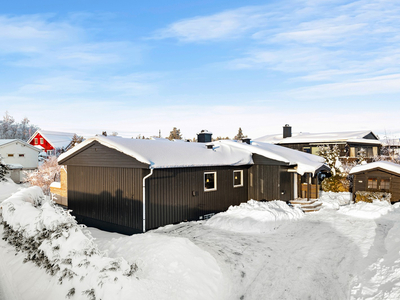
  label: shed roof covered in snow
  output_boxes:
[349,161,400,176]
[27,130,77,150]
[255,130,381,145]
[58,136,254,169]
[220,140,329,175]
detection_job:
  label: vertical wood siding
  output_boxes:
[248,165,281,201]
[68,165,249,233]
[68,166,144,233]
[353,169,400,203]
[146,166,249,230]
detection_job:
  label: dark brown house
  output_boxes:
[255,125,382,162]
[58,135,329,234]
[350,161,400,203]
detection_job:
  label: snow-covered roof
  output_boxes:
[58,136,253,169]
[349,161,400,176]
[27,130,76,149]
[220,140,328,175]
[255,130,381,145]
[0,139,40,152]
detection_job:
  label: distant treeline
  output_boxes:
[0,111,39,141]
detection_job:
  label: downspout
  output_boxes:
[142,167,154,233]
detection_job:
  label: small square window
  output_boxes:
[233,170,243,187]
[368,178,377,189]
[204,172,217,191]
[19,154,25,157]
[8,154,14,157]
[380,179,390,190]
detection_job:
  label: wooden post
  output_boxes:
[307,173,311,201]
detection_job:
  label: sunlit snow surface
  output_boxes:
[1,179,400,300]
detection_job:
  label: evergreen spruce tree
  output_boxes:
[168,127,182,140]
[69,134,84,148]
[234,127,247,140]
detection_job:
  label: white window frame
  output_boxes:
[7,153,14,157]
[40,138,44,144]
[34,138,38,144]
[204,171,217,192]
[233,170,243,187]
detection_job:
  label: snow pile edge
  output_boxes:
[0,187,138,299]
[205,200,304,233]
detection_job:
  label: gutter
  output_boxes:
[142,167,154,233]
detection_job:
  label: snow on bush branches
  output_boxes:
[25,156,61,195]
[0,187,138,299]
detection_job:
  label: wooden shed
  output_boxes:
[350,161,400,203]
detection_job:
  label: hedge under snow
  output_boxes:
[0,186,138,300]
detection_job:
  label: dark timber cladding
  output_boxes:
[146,166,249,230]
[248,154,294,201]
[353,169,400,203]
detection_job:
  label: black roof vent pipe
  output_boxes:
[283,124,292,138]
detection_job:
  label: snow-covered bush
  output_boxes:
[0,187,138,299]
[318,145,349,192]
[25,156,61,195]
[0,155,9,181]
[355,191,391,203]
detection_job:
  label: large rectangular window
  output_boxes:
[204,172,217,191]
[368,178,378,189]
[233,170,243,187]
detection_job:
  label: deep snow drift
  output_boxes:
[1,179,400,300]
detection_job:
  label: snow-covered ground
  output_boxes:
[1,180,400,300]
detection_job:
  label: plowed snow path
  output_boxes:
[154,210,377,300]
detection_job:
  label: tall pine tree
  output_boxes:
[168,127,182,140]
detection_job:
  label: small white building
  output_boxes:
[0,139,41,183]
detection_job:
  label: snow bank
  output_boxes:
[92,231,226,300]
[0,187,138,300]
[0,177,25,203]
[338,200,394,219]
[319,191,352,209]
[205,200,304,233]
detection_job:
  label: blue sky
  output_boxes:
[1,0,400,139]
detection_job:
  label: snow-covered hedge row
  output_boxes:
[0,187,138,299]
[205,200,304,233]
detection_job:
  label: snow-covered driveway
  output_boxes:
[154,211,372,300]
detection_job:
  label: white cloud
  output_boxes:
[152,6,272,42]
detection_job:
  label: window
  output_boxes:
[368,178,378,189]
[233,170,243,187]
[204,172,217,191]
[34,138,38,144]
[19,154,25,157]
[250,172,253,187]
[40,138,44,144]
[8,154,13,157]
[380,179,390,190]
[303,147,311,153]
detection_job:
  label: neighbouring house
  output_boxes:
[255,125,382,162]
[350,161,400,203]
[27,130,77,156]
[0,139,41,183]
[58,132,329,234]
[50,166,68,206]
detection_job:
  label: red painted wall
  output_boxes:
[29,133,54,152]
